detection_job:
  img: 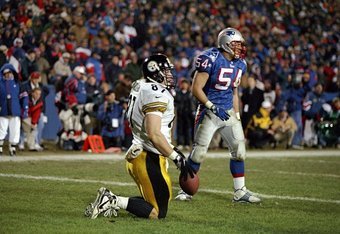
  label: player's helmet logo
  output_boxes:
[147,61,158,72]
[226,30,236,36]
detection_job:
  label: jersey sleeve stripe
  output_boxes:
[142,102,167,113]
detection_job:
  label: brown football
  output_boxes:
[179,172,199,195]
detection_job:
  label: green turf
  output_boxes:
[0,155,339,234]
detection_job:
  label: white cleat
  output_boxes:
[233,186,261,203]
[84,187,120,219]
[175,189,193,201]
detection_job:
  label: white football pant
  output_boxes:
[191,109,246,163]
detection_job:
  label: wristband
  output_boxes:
[236,112,241,121]
[168,150,178,160]
[205,100,213,109]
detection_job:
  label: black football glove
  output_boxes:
[172,147,195,181]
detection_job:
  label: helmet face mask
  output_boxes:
[143,54,176,89]
[217,28,246,59]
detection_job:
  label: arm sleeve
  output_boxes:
[194,54,213,74]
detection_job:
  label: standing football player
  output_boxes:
[176,28,261,203]
[85,54,193,219]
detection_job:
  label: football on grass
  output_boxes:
[179,172,199,195]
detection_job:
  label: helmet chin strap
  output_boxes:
[146,76,167,88]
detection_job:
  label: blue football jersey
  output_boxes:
[194,47,247,111]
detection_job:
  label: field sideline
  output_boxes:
[0,149,339,233]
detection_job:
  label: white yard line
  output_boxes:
[0,173,339,205]
[0,150,339,162]
[248,169,340,178]
[0,173,135,187]
[206,150,340,158]
[0,154,124,162]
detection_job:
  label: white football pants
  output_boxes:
[191,109,246,163]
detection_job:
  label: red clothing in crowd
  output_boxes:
[28,98,43,125]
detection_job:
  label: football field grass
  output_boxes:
[0,150,339,233]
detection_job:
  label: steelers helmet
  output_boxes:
[142,54,175,89]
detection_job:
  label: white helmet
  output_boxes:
[217,27,246,59]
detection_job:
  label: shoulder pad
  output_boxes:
[201,48,220,63]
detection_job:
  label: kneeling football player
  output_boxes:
[85,54,193,219]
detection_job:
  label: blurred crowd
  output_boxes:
[0,0,338,153]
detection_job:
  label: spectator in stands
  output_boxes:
[124,52,141,81]
[31,15,44,39]
[323,61,339,93]
[246,100,274,149]
[69,16,88,45]
[105,55,122,87]
[263,79,276,106]
[84,74,102,135]
[34,48,50,85]
[114,73,132,100]
[75,39,92,65]
[175,79,195,150]
[0,45,8,67]
[315,98,340,148]
[85,74,102,104]
[21,49,38,81]
[0,64,28,156]
[270,110,297,149]
[65,32,77,53]
[278,70,312,149]
[100,81,111,96]
[86,17,100,42]
[52,52,72,84]
[22,87,43,151]
[241,76,264,130]
[86,49,104,85]
[20,71,49,150]
[64,66,88,105]
[12,38,25,64]
[97,90,124,149]
[45,42,62,67]
[99,39,115,67]
[303,83,338,147]
[59,95,88,150]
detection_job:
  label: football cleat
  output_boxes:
[174,189,193,201]
[84,187,120,219]
[233,186,261,203]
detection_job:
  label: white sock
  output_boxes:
[233,177,245,190]
[117,196,129,210]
